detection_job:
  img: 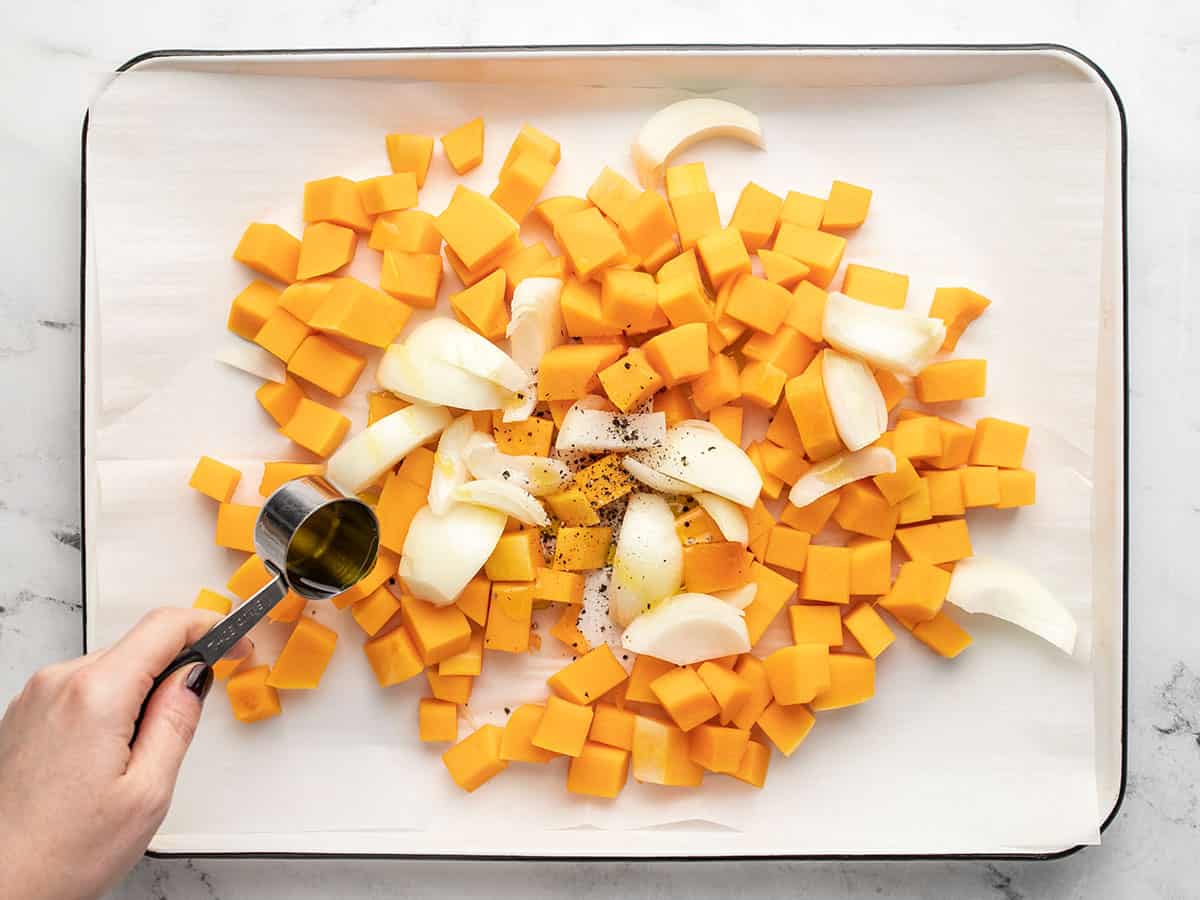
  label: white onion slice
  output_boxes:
[325,404,451,494]
[631,98,764,189]
[822,292,946,376]
[399,503,507,606]
[555,396,668,452]
[788,446,896,509]
[454,479,549,527]
[711,582,757,610]
[406,317,528,393]
[622,457,699,494]
[378,344,511,410]
[464,433,572,497]
[629,419,762,507]
[503,277,566,423]
[621,593,751,665]
[215,341,285,383]
[694,493,749,544]
[947,557,1078,655]
[609,493,684,627]
[428,413,475,515]
[823,348,888,451]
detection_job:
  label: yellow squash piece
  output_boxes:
[688,724,751,774]
[304,176,370,233]
[441,117,485,174]
[233,223,300,284]
[226,665,282,723]
[631,715,704,786]
[363,624,425,687]
[296,222,357,281]
[929,286,990,351]
[228,280,282,338]
[842,264,907,309]
[385,133,435,186]
[821,180,872,231]
[419,698,458,743]
[443,724,508,792]
[279,398,350,458]
[756,701,815,756]
[799,545,851,605]
[548,645,628,705]
[841,603,895,658]
[484,582,534,652]
[650,666,720,732]
[532,695,594,757]
[811,654,875,710]
[189,456,241,503]
[265,617,338,689]
[568,742,631,798]
[789,604,843,647]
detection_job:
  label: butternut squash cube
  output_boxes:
[454,577,491,627]
[545,487,600,526]
[874,369,906,412]
[212,642,251,681]
[688,724,751,775]
[664,161,709,201]
[969,417,1029,468]
[484,582,534,652]
[375,470,425,553]
[531,695,594,757]
[600,268,659,333]
[689,351,740,412]
[697,226,752,288]
[485,530,543,582]
[729,182,783,251]
[780,191,826,229]
[789,604,843,646]
[746,499,776,562]
[655,248,704,287]
[266,617,337,689]
[496,242,553,299]
[773,224,846,288]
[356,172,418,217]
[440,117,484,174]
[253,307,313,362]
[426,668,473,705]
[531,567,584,608]
[363,624,424,686]
[893,415,943,460]
[650,667,720,732]
[848,538,892,596]
[385,133,434,186]
[550,603,589,654]
[585,166,640,229]
[443,724,507,792]
[960,465,1001,507]
[641,322,709,388]
[631,715,704,786]
[287,335,366,399]
[350,585,402,637]
[419,698,458,743]
[215,503,257,553]
[757,700,815,756]
[621,190,677,266]
[822,180,872,231]
[730,655,774,730]
[747,441,784,500]
[653,384,697,427]
[378,250,442,309]
[234,223,301,284]
[559,276,618,338]
[765,644,831,705]
[555,206,627,279]
[929,286,991,352]
[707,405,743,446]
[896,479,933,524]
[226,665,282,723]
[916,359,987,403]
[303,176,370,233]
[842,603,895,658]
[759,441,809,485]
[671,190,721,250]
[552,526,613,572]
[873,455,921,505]
[401,594,473,664]
[267,591,306,624]
[435,186,519,271]
[438,629,484,677]
[895,519,973,564]
[189,456,241,503]
[799,545,851,605]
[280,398,350,457]
[675,506,722,546]
[494,416,554,458]
[574,455,634,509]
[743,325,818,378]
[331,548,398,610]
[996,468,1037,508]
[740,360,788,409]
[764,525,811,571]
[786,280,828,343]
[758,249,811,288]
[682,541,753,593]
[449,268,508,341]
[535,195,590,230]
[922,470,964,518]
[765,402,806,452]
[492,151,556,222]
[696,660,751,725]
[842,264,908,309]
[626,655,675,704]
[743,562,797,646]
[785,352,842,461]
[228,280,282,338]
[278,279,336,324]
[499,704,556,763]
[834,480,899,540]
[598,350,664,413]
[926,418,976,469]
[811,653,875,710]
[226,554,272,600]
[193,588,232,616]
[911,610,973,657]
[549,645,628,706]
[537,343,625,401]
[589,703,636,750]
[780,491,840,534]
[730,738,770,787]
[369,208,441,255]
[309,277,411,348]
[656,277,711,331]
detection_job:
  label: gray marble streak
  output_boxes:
[1,0,1198,897]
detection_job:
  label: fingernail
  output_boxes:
[184,663,213,702]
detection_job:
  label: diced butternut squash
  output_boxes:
[697,226,752,289]
[304,176,370,233]
[280,398,350,457]
[549,645,628,705]
[969,417,1029,468]
[773,224,846,288]
[559,275,619,338]
[785,352,842,461]
[725,275,793,335]
[696,661,752,725]
[484,582,535,652]
[438,629,484,677]
[502,124,560,172]
[848,538,892,596]
[379,250,443,309]
[923,470,965,517]
[894,519,973,564]
[498,704,556,763]
[726,181,782,251]
[742,562,797,646]
[740,360,788,409]
[574,455,634,509]
[756,701,815,756]
[426,668,473,705]
[764,525,811,571]
[357,172,418,217]
[765,644,831,705]
[689,351,741,412]
[436,186,519,271]
[631,714,704,786]
[930,287,991,351]
[780,191,826,229]
[535,195,590,230]
[706,405,743,446]
[960,465,1001,507]
[745,499,776,563]
[878,561,950,624]
[786,280,827,343]
[228,280,282,338]
[620,190,677,267]
[555,206,627,279]
[656,274,712,328]
[822,180,871,231]
[675,506,722,545]
[253,308,313,362]
[531,568,584,609]
[873,455,921,505]
[765,402,806,453]
[583,166,639,229]
[267,591,306,624]
[996,468,1037,508]
[682,541,752,593]
[537,343,625,401]
[810,653,875,710]
[363,624,424,686]
[893,415,943,460]
[369,208,441,254]
[286,335,366,399]
[419,698,458,743]
[401,594,473,664]
[373,470,424,553]
[494,416,554,458]
[688,724,751,774]
[911,610,973,657]
[842,603,895,658]
[650,667,720,732]
[758,248,810,288]
[440,117,484,174]
[789,604,843,646]
[233,223,301,284]
[598,350,663,413]
[742,326,818,378]
[567,742,630,798]
[833,481,898,540]
[449,268,508,341]
[600,268,659,334]
[671,190,721,250]
[226,665,282,723]
[842,264,907,309]
[309,277,411,348]
[443,724,507,792]
[454,577,491,627]
[385,133,435,186]
[215,503,258,553]
[266,617,337,689]
[641,322,710,388]
[492,151,556,222]
[544,487,600,527]
[780,491,840,534]
[350,585,403,637]
[278,279,335,324]
[226,554,272,601]
[746,442,783,500]
[799,545,851,605]
[915,359,987,403]
[925,418,976,469]
[589,702,636,750]
[330,548,398,610]
[496,241,553,299]
[896,479,932,524]
[531,695,594,757]
[189,456,241,503]
[485,530,543,582]
[193,588,232,616]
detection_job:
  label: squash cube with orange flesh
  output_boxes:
[789,604,843,646]
[330,548,398,611]
[193,588,232,616]
[746,441,783,500]
[549,645,628,705]
[911,610,973,658]
[573,456,634,509]
[253,308,312,362]
[443,724,507,792]
[401,594,473,664]
[286,335,366,399]
[598,350,664,413]
[586,167,641,229]
[671,190,721,250]
[363,624,424,686]
[226,554,272,601]
[491,151,556,222]
[500,704,556,763]
[559,276,619,338]
[874,369,906,411]
[531,695,594,757]
[873,455,922,505]
[664,160,709,201]
[226,666,282,723]
[893,415,943,460]
[537,343,625,401]
[706,405,743,446]
[369,208,441,254]
[650,667,720,732]
[756,701,815,756]
[426,668,473,705]
[675,506,722,546]
[567,743,630,798]
[689,724,751,774]
[764,643,831,705]
[385,133,434,185]
[696,226,752,289]
[350,585,402,637]
[357,172,418,216]
[786,280,828,343]
[501,124,560,173]
[419,698,458,743]
[449,269,508,341]
[535,196,591,231]
[308,277,411,348]
[969,417,1030,468]
[625,655,675,705]
[696,661,751,725]
[848,538,892,596]
[725,274,793,335]
[923,470,965,518]
[759,442,809,486]
[896,480,932,524]
[555,207,627,279]
[764,525,811,571]
[376,249,442,308]
[739,360,788,409]
[621,190,677,265]
[842,264,908,309]
[895,519,973,564]
[780,191,826,229]
[494,416,554,457]
[227,280,282,339]
[550,604,590,654]
[689,352,740,412]
[784,353,842,461]
[484,530,543,582]
[706,276,748,352]
[960,465,1001,507]
[439,629,484,677]
[731,739,770,787]
[926,418,976,469]
[601,268,660,334]
[799,545,851,605]
[266,617,338,689]
[758,249,810,288]
[267,591,307,624]
[545,487,600,527]
[742,562,797,646]
[189,456,241,502]
[640,323,709,388]
[483,582,534,653]
[724,655,771,731]
[234,224,301,284]
[682,541,752,593]
[811,653,875,710]
[833,481,899,541]
[589,702,637,750]
[765,402,806,452]
[821,180,872,231]
[215,503,258,553]
[631,715,704,786]
[652,384,694,428]
[280,398,350,458]
[532,567,585,607]
[996,469,1037,508]
[451,577,490,628]
[915,359,987,403]
[742,325,818,378]
[435,186,519,270]
[929,287,991,352]
[657,275,712,329]
[374,471,425,553]
[303,176,370,232]
[780,491,840,534]
[746,499,776,562]
[496,242,553,299]
[440,117,484,174]
[842,603,895,659]
[773,224,846,288]
[278,279,336,324]
[729,182,783,251]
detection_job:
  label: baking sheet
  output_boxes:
[83,49,1119,855]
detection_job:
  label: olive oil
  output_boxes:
[286,501,379,597]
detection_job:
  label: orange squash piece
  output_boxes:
[253,308,313,362]
[784,352,842,461]
[265,617,338,689]
[537,343,625,401]
[369,209,441,254]
[436,186,519,270]
[286,335,366,398]
[641,322,709,387]
[682,542,753,593]
[279,398,350,457]
[304,176,370,233]
[363,624,425,686]
[226,665,282,723]
[189,456,241,503]
[443,724,508,792]
[821,180,872,231]
[385,133,435,186]
[929,287,991,351]
[357,172,419,216]
[441,117,485,174]
[555,206,627,279]
[780,191,826,229]
[773,224,846,288]
[227,280,282,338]
[697,226,752,288]
[233,223,300,284]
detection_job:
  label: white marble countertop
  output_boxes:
[2,1,1197,897]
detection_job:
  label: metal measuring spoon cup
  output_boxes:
[132,476,379,737]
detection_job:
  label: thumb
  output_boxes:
[128,662,212,786]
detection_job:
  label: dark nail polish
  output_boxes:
[184,663,213,702]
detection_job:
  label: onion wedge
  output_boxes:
[788,446,896,508]
[946,557,1078,654]
[555,396,667,452]
[694,493,749,544]
[454,479,549,527]
[620,593,751,665]
[629,420,761,507]
[822,292,946,376]
[823,348,888,451]
[609,493,684,627]
[464,433,572,496]
[325,404,451,494]
[631,98,764,188]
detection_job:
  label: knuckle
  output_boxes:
[141,607,179,630]
[62,670,109,711]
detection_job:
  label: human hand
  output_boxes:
[0,607,247,900]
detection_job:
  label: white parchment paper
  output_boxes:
[85,58,1111,854]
